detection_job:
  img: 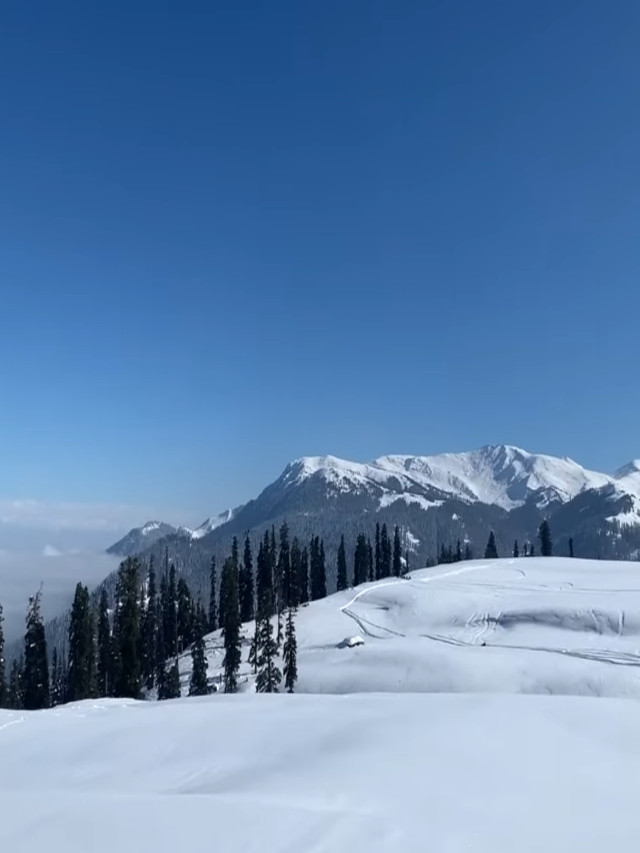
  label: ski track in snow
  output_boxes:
[339,560,640,669]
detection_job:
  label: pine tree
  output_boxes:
[290,537,302,604]
[336,535,348,591]
[0,602,5,708]
[513,540,520,559]
[539,520,552,557]
[8,658,23,709]
[188,621,209,697]
[163,658,181,699]
[464,543,473,561]
[241,535,255,623]
[67,583,96,702]
[279,522,292,609]
[367,539,374,581]
[112,557,142,699]
[569,537,574,558]
[484,532,498,559]
[161,565,178,659]
[208,556,218,632]
[283,607,298,693]
[176,578,194,652]
[256,538,274,619]
[393,525,402,576]
[375,522,382,580]
[221,556,241,693]
[455,540,463,563]
[380,524,392,577]
[141,557,158,691]
[248,622,258,674]
[255,614,281,693]
[353,534,369,586]
[23,589,49,710]
[50,647,60,707]
[439,543,447,565]
[298,546,309,605]
[310,536,327,600]
[530,544,536,557]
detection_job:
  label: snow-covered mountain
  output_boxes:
[280,445,628,511]
[179,508,238,540]
[107,445,640,576]
[106,520,178,556]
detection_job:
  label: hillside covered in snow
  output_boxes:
[4,555,640,852]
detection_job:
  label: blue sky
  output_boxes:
[1,0,639,527]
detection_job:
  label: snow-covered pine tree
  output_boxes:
[255,613,281,693]
[283,607,298,693]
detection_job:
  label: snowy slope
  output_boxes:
[282,444,629,510]
[183,557,640,699]
[180,508,237,539]
[2,693,640,852]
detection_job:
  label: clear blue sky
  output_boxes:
[1,0,638,521]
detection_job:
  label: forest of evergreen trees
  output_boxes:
[0,520,556,710]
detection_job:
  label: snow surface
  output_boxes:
[181,557,640,699]
[285,444,638,511]
[2,691,640,852]
[5,557,640,852]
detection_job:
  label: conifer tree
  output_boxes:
[380,524,392,577]
[440,543,447,565]
[162,658,181,699]
[255,613,281,693]
[538,520,552,557]
[310,536,327,600]
[23,589,49,710]
[530,543,536,557]
[8,658,23,709]
[290,537,302,604]
[256,538,274,618]
[165,564,178,657]
[353,534,369,586]
[367,539,374,581]
[248,622,258,674]
[112,557,142,699]
[569,537,574,558]
[278,522,292,609]
[67,583,95,702]
[336,535,348,591]
[208,555,218,632]
[375,522,382,579]
[298,545,309,605]
[455,540,463,563]
[513,540,519,559]
[0,602,5,708]
[50,647,60,707]
[241,535,255,623]
[176,577,194,652]
[221,556,241,693]
[484,531,498,559]
[464,543,473,561]
[393,526,402,576]
[283,607,298,693]
[141,557,158,691]
[188,621,209,697]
